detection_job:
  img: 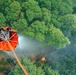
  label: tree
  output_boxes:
[8,58,60,75]
[31,21,48,34]
[45,24,70,48]
[22,0,42,22]
[40,63,60,75]
[41,8,51,24]
[0,13,6,27]
[24,21,48,41]
[8,58,45,75]
[51,0,73,29]
[60,14,76,37]
[51,0,62,10]
[51,0,73,15]
[24,20,70,48]
[58,2,73,15]
[35,33,45,42]
[5,1,21,22]
[54,54,76,75]
[0,0,13,13]
[36,0,51,10]
[51,10,61,28]
[11,18,28,33]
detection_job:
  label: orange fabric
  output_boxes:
[1,26,16,32]
[0,27,18,51]
[2,26,9,30]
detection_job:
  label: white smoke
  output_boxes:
[6,34,43,58]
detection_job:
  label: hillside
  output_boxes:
[0,0,76,75]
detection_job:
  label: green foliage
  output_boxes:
[5,1,21,22]
[36,0,51,10]
[8,58,60,75]
[58,2,73,15]
[40,63,60,75]
[24,20,70,48]
[11,18,28,32]
[24,21,48,41]
[0,58,13,73]
[35,33,45,42]
[8,58,45,75]
[51,0,62,10]
[51,0,73,15]
[45,25,70,48]
[0,13,6,27]
[53,54,76,75]
[31,21,48,34]
[0,0,76,75]
[0,0,74,48]
[0,58,7,72]
[41,8,51,23]
[60,14,76,36]
[0,0,13,12]
[51,10,61,28]
[22,0,42,22]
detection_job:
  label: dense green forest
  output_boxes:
[0,0,76,75]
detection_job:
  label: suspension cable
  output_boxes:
[1,29,28,75]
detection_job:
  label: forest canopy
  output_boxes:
[0,0,75,48]
[0,0,76,75]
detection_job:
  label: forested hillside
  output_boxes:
[1,0,75,48]
[0,0,76,75]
